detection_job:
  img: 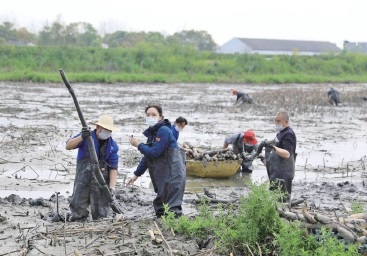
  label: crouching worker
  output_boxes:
[127,105,186,219]
[66,115,120,222]
[223,130,260,173]
[328,88,341,106]
[232,89,255,105]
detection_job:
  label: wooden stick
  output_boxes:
[154,221,173,256]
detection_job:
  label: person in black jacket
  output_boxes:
[328,88,340,106]
[232,89,255,105]
[262,111,297,203]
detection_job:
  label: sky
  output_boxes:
[1,0,366,48]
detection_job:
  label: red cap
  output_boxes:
[231,89,237,95]
[243,130,257,145]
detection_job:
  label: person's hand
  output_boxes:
[261,139,275,150]
[126,175,138,186]
[129,137,140,147]
[109,187,115,196]
[242,152,253,161]
[81,127,91,140]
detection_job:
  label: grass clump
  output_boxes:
[162,182,360,255]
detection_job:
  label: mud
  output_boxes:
[0,81,367,255]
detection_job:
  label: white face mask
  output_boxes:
[99,129,111,140]
[146,117,159,127]
[275,124,284,131]
[175,126,183,132]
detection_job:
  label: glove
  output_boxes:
[261,139,275,150]
[81,127,91,140]
[242,152,254,161]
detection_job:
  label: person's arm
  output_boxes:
[65,134,83,150]
[137,127,170,158]
[171,125,179,141]
[273,146,290,158]
[273,134,295,159]
[109,169,117,189]
[127,157,148,185]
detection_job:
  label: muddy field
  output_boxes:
[0,81,367,255]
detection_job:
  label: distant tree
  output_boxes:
[104,31,128,48]
[167,30,217,51]
[38,21,100,47]
[145,32,167,46]
[0,22,17,43]
[15,27,36,45]
[75,22,100,46]
[38,21,65,46]
[122,32,147,47]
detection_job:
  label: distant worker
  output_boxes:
[232,89,255,105]
[328,88,340,106]
[171,117,188,141]
[223,130,261,173]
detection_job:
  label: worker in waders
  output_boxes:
[66,115,120,222]
[127,105,186,219]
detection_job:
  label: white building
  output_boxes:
[217,38,341,56]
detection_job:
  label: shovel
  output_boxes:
[51,192,65,222]
[59,69,123,214]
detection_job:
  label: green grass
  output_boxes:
[1,45,367,83]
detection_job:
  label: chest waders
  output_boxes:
[235,134,254,172]
[60,69,123,217]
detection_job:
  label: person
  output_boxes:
[66,115,120,221]
[262,111,297,203]
[327,88,340,106]
[127,105,186,218]
[223,129,260,173]
[171,116,188,141]
[232,89,255,105]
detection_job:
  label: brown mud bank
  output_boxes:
[0,81,367,255]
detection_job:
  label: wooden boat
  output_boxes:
[186,159,241,178]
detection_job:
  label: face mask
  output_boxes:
[146,117,159,127]
[99,129,111,140]
[275,124,284,131]
[175,126,183,132]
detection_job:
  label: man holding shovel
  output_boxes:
[66,115,120,221]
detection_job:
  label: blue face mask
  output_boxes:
[146,117,159,127]
[99,129,111,140]
[275,124,284,131]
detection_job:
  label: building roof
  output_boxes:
[237,38,341,52]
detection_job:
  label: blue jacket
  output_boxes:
[134,119,179,176]
[70,130,119,169]
[171,124,179,141]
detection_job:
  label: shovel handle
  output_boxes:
[59,69,88,128]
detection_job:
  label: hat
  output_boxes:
[231,89,237,95]
[243,130,257,145]
[90,115,119,131]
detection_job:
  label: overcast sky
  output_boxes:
[1,0,365,47]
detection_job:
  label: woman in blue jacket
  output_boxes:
[127,105,186,218]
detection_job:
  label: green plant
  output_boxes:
[350,200,364,214]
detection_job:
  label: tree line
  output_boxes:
[0,21,217,51]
